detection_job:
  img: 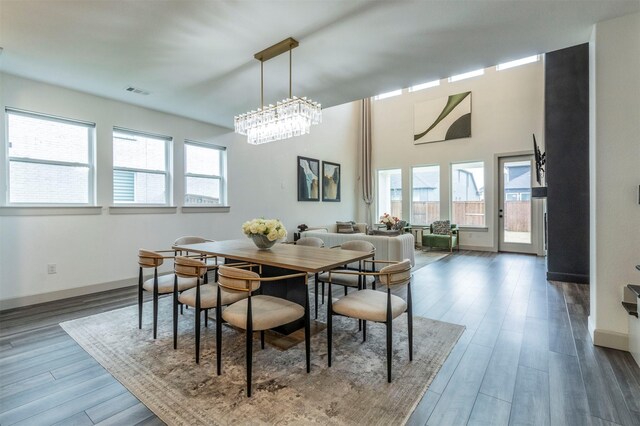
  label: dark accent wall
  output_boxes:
[545,44,590,284]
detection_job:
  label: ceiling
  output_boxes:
[1,1,638,129]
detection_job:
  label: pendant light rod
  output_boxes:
[289,48,292,99]
[260,61,264,108]
[254,37,299,62]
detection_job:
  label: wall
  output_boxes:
[545,44,590,283]
[0,73,359,308]
[367,62,545,251]
[589,13,640,350]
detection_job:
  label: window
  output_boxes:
[113,128,172,205]
[378,169,402,220]
[411,165,440,225]
[448,69,484,82]
[408,80,440,93]
[6,109,95,204]
[451,161,485,226]
[373,89,402,100]
[184,141,226,206]
[496,55,539,71]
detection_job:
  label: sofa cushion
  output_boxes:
[432,220,452,235]
[336,221,357,234]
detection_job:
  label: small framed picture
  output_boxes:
[322,161,341,202]
[297,156,320,201]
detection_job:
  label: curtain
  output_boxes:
[361,97,374,226]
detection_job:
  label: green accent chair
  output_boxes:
[422,221,460,252]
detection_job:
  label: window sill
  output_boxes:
[0,206,103,216]
[458,226,489,232]
[109,206,177,215]
[181,206,230,213]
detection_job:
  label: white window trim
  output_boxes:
[5,108,96,207]
[183,140,227,207]
[112,127,173,206]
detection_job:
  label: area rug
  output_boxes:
[412,250,450,271]
[61,300,464,425]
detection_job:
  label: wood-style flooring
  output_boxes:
[1,251,639,425]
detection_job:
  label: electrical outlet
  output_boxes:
[47,264,57,274]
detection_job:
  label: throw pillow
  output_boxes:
[336,221,357,234]
[432,220,452,235]
[370,229,401,236]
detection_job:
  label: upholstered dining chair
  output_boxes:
[137,249,198,339]
[173,256,249,363]
[216,265,311,397]
[295,237,325,318]
[326,259,413,383]
[173,236,218,282]
[315,241,376,318]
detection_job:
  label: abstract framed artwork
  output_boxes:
[414,91,472,144]
[322,161,341,202]
[297,156,320,201]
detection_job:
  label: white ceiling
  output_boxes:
[1,1,638,129]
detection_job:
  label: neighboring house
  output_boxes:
[504,166,532,201]
[411,169,440,202]
[452,169,482,201]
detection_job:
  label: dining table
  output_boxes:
[172,239,373,334]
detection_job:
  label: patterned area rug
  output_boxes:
[61,300,464,425]
[412,250,450,271]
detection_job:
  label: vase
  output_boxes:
[250,234,277,250]
[386,223,393,230]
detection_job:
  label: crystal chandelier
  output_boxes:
[234,37,322,145]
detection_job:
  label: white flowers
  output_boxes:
[242,218,288,241]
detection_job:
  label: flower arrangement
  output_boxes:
[242,218,288,241]
[380,213,400,229]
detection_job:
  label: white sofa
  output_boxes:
[300,223,415,269]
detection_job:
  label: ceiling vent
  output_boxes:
[125,86,150,95]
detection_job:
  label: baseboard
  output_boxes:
[590,326,629,351]
[0,277,137,311]
[546,271,589,284]
[459,245,496,252]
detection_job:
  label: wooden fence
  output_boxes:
[504,201,531,232]
[452,201,485,226]
[410,202,440,225]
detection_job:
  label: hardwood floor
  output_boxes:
[1,251,639,425]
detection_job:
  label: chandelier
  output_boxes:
[234,37,322,145]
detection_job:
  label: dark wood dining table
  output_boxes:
[172,239,373,333]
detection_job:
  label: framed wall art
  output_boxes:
[297,156,320,201]
[322,161,341,202]
[414,91,472,144]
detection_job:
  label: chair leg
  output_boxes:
[305,284,311,373]
[138,267,143,329]
[344,286,348,296]
[408,282,413,361]
[173,276,178,350]
[205,309,208,328]
[386,320,392,383]
[180,304,184,315]
[260,330,265,350]
[246,297,253,397]
[327,284,333,368]
[152,269,159,339]
[216,291,222,376]
[363,320,367,342]
[322,282,325,304]
[195,308,201,363]
[315,280,319,320]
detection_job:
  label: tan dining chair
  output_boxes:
[315,240,376,319]
[137,249,198,339]
[295,237,326,318]
[216,265,311,397]
[326,259,413,383]
[173,256,248,363]
[173,236,218,283]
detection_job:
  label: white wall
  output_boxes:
[0,73,359,307]
[589,13,640,350]
[367,63,544,251]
